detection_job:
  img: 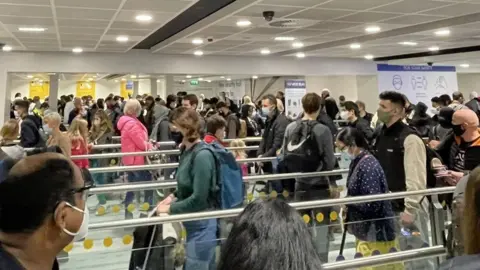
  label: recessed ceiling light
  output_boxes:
[38,80,43,83]
[2,45,12,52]
[198,78,204,81]
[116,36,129,42]
[93,75,97,78]
[428,46,439,51]
[261,49,271,55]
[296,52,305,58]
[350,43,361,49]
[27,75,33,79]
[292,42,304,48]
[236,20,252,27]
[156,79,160,82]
[365,26,381,33]
[18,27,46,32]
[181,80,186,83]
[131,75,136,79]
[206,80,212,83]
[121,78,126,81]
[252,75,258,79]
[72,47,83,53]
[114,80,119,83]
[364,54,374,60]
[460,63,470,68]
[227,78,231,81]
[186,75,192,78]
[192,38,203,45]
[88,78,93,81]
[275,37,295,41]
[398,41,417,46]
[435,29,450,36]
[135,14,152,22]
[194,50,204,56]
[220,76,225,79]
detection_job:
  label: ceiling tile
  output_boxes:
[280,28,331,37]
[236,4,304,18]
[15,32,57,39]
[199,25,241,34]
[305,21,358,31]
[318,0,398,11]
[56,7,116,20]
[61,41,98,47]
[122,0,192,12]
[0,4,52,17]
[320,31,362,39]
[59,27,105,35]
[110,20,157,30]
[60,33,100,41]
[200,44,235,51]
[0,0,49,4]
[0,16,54,25]
[372,0,453,13]
[286,8,354,20]
[57,18,111,28]
[260,0,329,7]
[421,3,480,16]
[379,14,447,24]
[55,0,122,9]
[106,28,152,36]
[336,11,401,23]
[244,27,291,35]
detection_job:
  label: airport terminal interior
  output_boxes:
[2,0,480,269]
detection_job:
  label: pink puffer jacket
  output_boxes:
[117,115,150,166]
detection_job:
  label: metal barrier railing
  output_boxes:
[322,246,445,270]
[88,186,455,230]
[110,136,262,142]
[90,137,262,149]
[90,169,349,194]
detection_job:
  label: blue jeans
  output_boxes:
[124,170,154,207]
[91,159,107,205]
[183,219,217,270]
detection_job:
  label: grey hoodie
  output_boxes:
[150,105,170,142]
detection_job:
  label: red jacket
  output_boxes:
[204,134,228,147]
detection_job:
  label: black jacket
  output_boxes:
[257,109,290,157]
[317,111,337,138]
[20,115,45,148]
[349,117,374,141]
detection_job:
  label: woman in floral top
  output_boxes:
[336,127,403,269]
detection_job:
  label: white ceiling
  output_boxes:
[2,0,480,69]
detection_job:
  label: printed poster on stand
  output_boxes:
[377,64,458,108]
[285,80,306,119]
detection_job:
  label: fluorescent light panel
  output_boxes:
[275,36,295,41]
[18,27,46,32]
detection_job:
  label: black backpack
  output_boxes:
[281,120,321,173]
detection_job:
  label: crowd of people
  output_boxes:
[1,87,480,270]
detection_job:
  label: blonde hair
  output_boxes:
[124,99,142,116]
[464,167,480,254]
[230,139,247,159]
[0,120,19,144]
[68,118,88,144]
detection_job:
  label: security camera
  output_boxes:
[207,37,214,42]
[263,11,275,22]
[427,62,434,66]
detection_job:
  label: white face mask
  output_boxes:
[63,202,89,241]
[14,110,20,119]
[340,111,350,120]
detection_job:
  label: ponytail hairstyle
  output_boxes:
[170,107,201,143]
[0,120,19,146]
[336,127,370,151]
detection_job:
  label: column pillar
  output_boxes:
[49,74,59,111]
[150,78,158,97]
[166,75,175,96]
[0,70,11,125]
[133,80,139,97]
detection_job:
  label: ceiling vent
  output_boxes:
[269,19,308,28]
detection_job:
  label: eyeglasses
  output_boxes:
[69,183,94,201]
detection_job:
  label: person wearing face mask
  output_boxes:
[45,112,71,157]
[373,91,432,269]
[204,115,228,147]
[241,104,260,137]
[68,97,92,128]
[14,100,45,148]
[166,94,177,110]
[216,101,239,139]
[0,153,92,270]
[340,101,374,142]
[336,127,400,266]
[257,94,290,175]
[449,91,466,111]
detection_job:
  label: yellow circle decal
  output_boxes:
[442,201,446,207]
[112,205,121,213]
[282,190,289,198]
[316,213,324,223]
[303,214,311,224]
[247,193,254,201]
[123,235,133,245]
[330,211,338,221]
[97,206,106,216]
[270,191,278,198]
[141,202,150,211]
[103,237,113,248]
[127,204,136,213]
[63,243,73,253]
[181,229,187,239]
[259,192,266,199]
[83,239,94,250]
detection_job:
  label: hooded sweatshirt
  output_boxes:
[150,105,170,142]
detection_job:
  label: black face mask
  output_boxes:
[171,131,183,145]
[452,124,465,136]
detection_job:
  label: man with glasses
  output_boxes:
[0,153,93,270]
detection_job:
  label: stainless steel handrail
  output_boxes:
[322,246,445,270]
[89,169,349,191]
[110,136,262,142]
[91,137,263,149]
[88,186,455,230]
[72,146,261,160]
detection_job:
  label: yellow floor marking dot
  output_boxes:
[123,235,133,245]
[112,205,121,213]
[83,239,94,250]
[127,204,136,213]
[442,201,446,207]
[270,191,278,198]
[247,193,253,201]
[303,214,311,224]
[181,229,187,239]
[316,213,324,223]
[259,192,266,199]
[103,237,113,248]
[330,211,338,221]
[282,190,289,198]
[96,206,106,216]
[141,202,150,211]
[63,243,73,253]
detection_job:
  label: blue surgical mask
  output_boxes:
[261,107,271,116]
[43,124,52,135]
[342,149,355,161]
